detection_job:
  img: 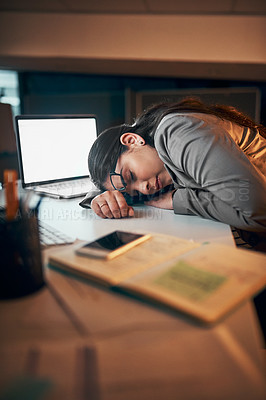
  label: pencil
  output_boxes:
[4,169,19,220]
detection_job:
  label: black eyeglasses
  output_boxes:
[110,171,127,192]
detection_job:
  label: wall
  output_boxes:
[0,12,266,80]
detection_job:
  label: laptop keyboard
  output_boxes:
[0,206,74,247]
[38,221,75,248]
[39,178,95,198]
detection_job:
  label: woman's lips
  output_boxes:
[150,176,162,193]
[156,176,162,191]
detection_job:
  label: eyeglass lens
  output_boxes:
[110,173,126,191]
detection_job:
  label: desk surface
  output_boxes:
[0,193,265,400]
[38,196,235,245]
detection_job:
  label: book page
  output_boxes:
[120,244,266,323]
[48,233,199,286]
[154,259,227,302]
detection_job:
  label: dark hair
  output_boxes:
[88,124,131,191]
[88,97,266,189]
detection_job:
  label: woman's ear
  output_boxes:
[120,133,145,147]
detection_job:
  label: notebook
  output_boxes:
[15,115,99,198]
[48,235,266,324]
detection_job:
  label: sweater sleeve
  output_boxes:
[155,114,266,232]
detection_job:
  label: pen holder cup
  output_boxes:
[0,210,45,299]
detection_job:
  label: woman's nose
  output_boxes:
[138,180,150,195]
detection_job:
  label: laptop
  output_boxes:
[15,114,99,198]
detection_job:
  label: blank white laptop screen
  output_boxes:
[16,116,97,186]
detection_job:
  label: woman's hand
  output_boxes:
[144,190,175,210]
[91,191,134,219]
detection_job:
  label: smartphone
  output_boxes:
[75,230,151,260]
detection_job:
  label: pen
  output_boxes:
[4,169,19,220]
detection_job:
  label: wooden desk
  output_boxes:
[0,195,265,400]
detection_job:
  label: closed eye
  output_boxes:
[124,171,137,195]
[124,170,135,185]
[129,170,136,182]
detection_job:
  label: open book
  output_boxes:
[48,233,266,324]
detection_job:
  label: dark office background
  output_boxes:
[18,71,266,133]
[1,70,265,183]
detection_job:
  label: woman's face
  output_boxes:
[104,133,172,196]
